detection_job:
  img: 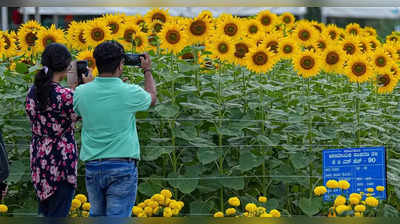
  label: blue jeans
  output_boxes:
[85,160,138,217]
[38,181,75,217]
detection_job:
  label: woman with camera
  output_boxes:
[25,43,92,217]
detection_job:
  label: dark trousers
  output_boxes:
[38,181,75,217]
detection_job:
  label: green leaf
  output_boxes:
[15,62,29,74]
[266,198,280,212]
[176,176,199,194]
[190,200,214,215]
[239,151,264,172]
[298,197,322,216]
[256,135,274,145]
[289,152,311,170]
[7,160,29,184]
[141,146,172,161]
[197,149,218,165]
[154,104,180,118]
[138,182,162,197]
[218,176,244,190]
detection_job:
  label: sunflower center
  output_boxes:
[91,28,105,41]
[329,31,337,40]
[283,16,291,24]
[152,13,166,23]
[124,29,135,42]
[78,31,86,44]
[252,51,268,65]
[300,56,315,70]
[217,43,229,54]
[349,28,358,35]
[234,43,249,58]
[391,67,398,76]
[360,43,367,52]
[84,57,95,68]
[378,74,390,87]
[376,57,386,67]
[166,30,181,44]
[390,36,398,42]
[134,37,143,47]
[154,23,163,33]
[190,20,207,36]
[136,20,145,26]
[283,45,293,54]
[326,52,339,65]
[224,23,238,36]
[318,41,326,50]
[109,23,119,34]
[182,52,194,60]
[3,36,10,49]
[261,16,271,26]
[370,41,377,50]
[249,25,258,34]
[344,43,356,55]
[25,32,36,46]
[352,62,367,76]
[266,41,278,53]
[43,36,55,47]
[148,34,158,46]
[298,30,310,41]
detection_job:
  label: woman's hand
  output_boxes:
[82,67,94,84]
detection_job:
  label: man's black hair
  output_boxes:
[93,41,125,74]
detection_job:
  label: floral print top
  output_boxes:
[25,82,79,201]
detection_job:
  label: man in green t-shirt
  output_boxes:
[73,41,157,217]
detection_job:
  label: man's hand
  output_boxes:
[82,67,94,84]
[140,53,151,71]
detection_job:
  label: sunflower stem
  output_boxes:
[356,82,361,147]
[306,78,313,198]
[217,61,224,212]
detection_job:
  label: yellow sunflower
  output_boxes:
[149,20,165,34]
[232,39,255,66]
[279,12,295,26]
[76,49,98,76]
[278,37,300,59]
[322,44,346,74]
[1,31,17,57]
[186,16,213,44]
[245,45,277,74]
[291,20,319,46]
[146,34,160,52]
[216,15,243,39]
[206,35,234,62]
[323,24,340,41]
[262,32,283,54]
[293,50,322,78]
[159,22,187,54]
[367,36,381,51]
[362,26,377,37]
[67,21,88,50]
[358,37,372,53]
[101,13,125,37]
[346,23,361,36]
[198,10,213,20]
[126,15,148,32]
[83,19,112,47]
[119,23,141,51]
[145,8,170,24]
[344,54,374,83]
[249,32,267,47]
[372,47,393,74]
[374,69,398,94]
[340,35,362,56]
[315,34,329,52]
[390,42,400,60]
[383,42,396,59]
[17,20,44,55]
[36,25,66,53]
[9,31,23,57]
[130,31,148,53]
[310,20,325,33]
[386,32,400,43]
[244,19,264,37]
[256,10,277,29]
[390,63,400,80]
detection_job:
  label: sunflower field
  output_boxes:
[1,8,400,217]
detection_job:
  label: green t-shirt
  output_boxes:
[73,77,151,162]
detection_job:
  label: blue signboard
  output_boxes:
[322,147,386,201]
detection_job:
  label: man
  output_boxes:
[73,41,157,217]
[0,131,9,201]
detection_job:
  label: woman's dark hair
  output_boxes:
[34,43,72,111]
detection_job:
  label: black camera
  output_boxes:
[76,60,89,85]
[124,53,145,66]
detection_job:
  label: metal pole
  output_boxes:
[34,6,40,23]
[1,7,8,30]
[22,7,28,23]
[53,15,58,28]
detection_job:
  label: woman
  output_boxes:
[25,43,89,217]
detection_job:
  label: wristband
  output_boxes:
[143,69,152,74]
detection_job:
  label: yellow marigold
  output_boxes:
[257,207,266,214]
[349,197,360,205]
[138,202,146,208]
[153,206,160,215]
[326,180,339,189]
[177,201,184,210]
[376,186,385,192]
[82,202,91,211]
[228,197,240,207]
[334,195,346,206]
[350,193,362,201]
[213,211,224,218]
[313,186,327,196]
[367,188,374,193]
[82,211,89,217]
[0,204,8,213]
[365,197,379,207]
[132,206,143,216]
[225,208,236,216]
[354,204,366,212]
[354,212,363,217]
[172,208,180,216]
[163,207,173,217]
[138,212,147,218]
[260,213,273,217]
[338,180,350,190]
[71,199,82,209]
[75,194,87,203]
[151,193,165,202]
[258,196,267,203]
[335,205,348,215]
[144,207,153,216]
[169,201,179,209]
[144,199,153,206]
[243,212,249,217]
[245,203,257,212]
[270,209,281,218]
[161,189,173,199]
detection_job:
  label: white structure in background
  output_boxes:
[320,7,400,23]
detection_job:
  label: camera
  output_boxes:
[124,53,145,66]
[67,60,92,87]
